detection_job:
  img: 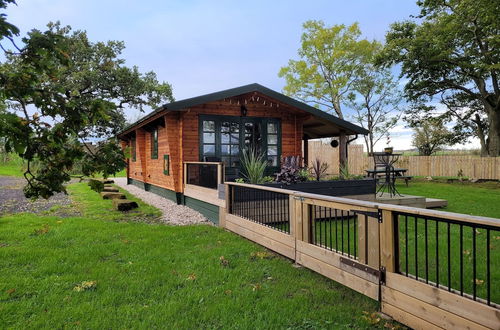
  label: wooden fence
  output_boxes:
[222,182,500,330]
[307,141,500,179]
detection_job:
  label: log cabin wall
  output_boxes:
[181,98,305,164]
[128,114,181,192]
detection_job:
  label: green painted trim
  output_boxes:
[126,178,219,223]
[183,196,219,224]
[163,154,170,175]
[151,128,158,159]
[127,178,177,203]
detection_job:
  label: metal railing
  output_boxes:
[184,162,224,190]
[228,184,290,234]
[309,205,358,258]
[395,210,499,306]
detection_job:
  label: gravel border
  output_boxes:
[113,178,211,226]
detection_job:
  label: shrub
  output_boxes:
[240,148,268,184]
[275,155,306,185]
[88,179,104,192]
[310,158,329,181]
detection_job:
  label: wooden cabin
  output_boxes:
[118,83,368,223]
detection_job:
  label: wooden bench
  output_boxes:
[396,176,413,187]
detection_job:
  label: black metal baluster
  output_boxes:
[405,215,409,276]
[318,206,322,247]
[436,220,439,287]
[447,222,451,292]
[487,229,491,305]
[335,209,338,252]
[473,226,477,301]
[341,210,345,255]
[415,216,418,280]
[353,211,357,258]
[347,210,351,256]
[460,224,463,296]
[329,208,333,251]
[425,217,429,284]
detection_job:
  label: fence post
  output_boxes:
[357,215,367,264]
[301,202,311,243]
[379,209,398,273]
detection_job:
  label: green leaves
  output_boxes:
[279,20,380,119]
[0,20,173,199]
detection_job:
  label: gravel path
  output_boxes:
[0,176,77,217]
[114,178,210,226]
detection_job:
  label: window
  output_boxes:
[199,115,280,170]
[131,137,136,162]
[220,121,240,167]
[151,128,158,159]
[201,120,216,158]
[266,121,279,167]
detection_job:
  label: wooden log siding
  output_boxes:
[181,100,304,164]
[126,97,305,194]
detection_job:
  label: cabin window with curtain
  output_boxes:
[151,128,158,159]
[131,137,136,162]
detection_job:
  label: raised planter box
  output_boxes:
[262,178,376,198]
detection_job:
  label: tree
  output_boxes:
[378,0,500,156]
[278,21,378,168]
[0,12,173,198]
[349,56,402,155]
[279,21,377,119]
[411,119,452,156]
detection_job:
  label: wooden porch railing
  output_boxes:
[224,182,500,330]
[183,162,225,207]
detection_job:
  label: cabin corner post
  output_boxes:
[339,132,347,172]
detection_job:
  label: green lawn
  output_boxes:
[395,179,500,218]
[0,182,383,329]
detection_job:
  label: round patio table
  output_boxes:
[368,152,403,197]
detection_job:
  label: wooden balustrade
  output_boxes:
[223,182,500,329]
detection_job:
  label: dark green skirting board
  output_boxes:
[126,178,219,224]
[183,196,219,225]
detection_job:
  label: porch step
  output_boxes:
[425,198,448,208]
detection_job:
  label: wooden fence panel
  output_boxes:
[307,141,500,179]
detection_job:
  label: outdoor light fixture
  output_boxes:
[330,139,339,148]
[240,105,248,117]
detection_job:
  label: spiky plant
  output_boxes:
[240,148,268,184]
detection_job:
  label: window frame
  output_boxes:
[198,114,281,170]
[131,136,136,162]
[151,128,158,159]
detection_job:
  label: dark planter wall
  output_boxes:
[262,179,375,197]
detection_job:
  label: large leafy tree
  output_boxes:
[0,4,173,198]
[378,0,500,156]
[279,21,376,120]
[279,21,379,168]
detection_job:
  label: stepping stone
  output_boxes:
[102,187,119,192]
[100,179,114,184]
[113,199,138,211]
[100,192,126,200]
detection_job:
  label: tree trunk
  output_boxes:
[487,105,500,156]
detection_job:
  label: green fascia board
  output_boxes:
[118,83,369,137]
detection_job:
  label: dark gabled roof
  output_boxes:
[119,83,368,137]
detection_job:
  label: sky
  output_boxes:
[6,0,481,151]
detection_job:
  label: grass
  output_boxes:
[387,179,500,304]
[0,182,384,329]
[395,179,500,218]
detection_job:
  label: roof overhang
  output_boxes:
[118,83,368,138]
